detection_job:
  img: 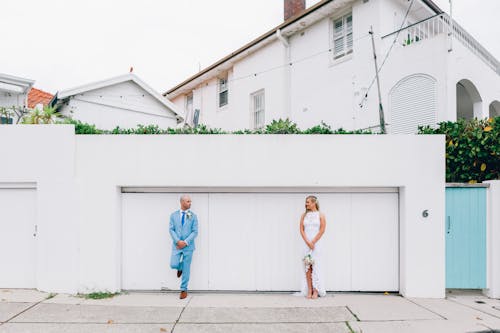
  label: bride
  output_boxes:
[299,195,327,298]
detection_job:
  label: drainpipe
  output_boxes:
[448,0,453,52]
[276,29,291,119]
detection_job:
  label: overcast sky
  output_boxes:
[1,0,499,94]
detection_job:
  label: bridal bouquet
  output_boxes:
[303,252,314,272]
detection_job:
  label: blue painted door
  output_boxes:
[446,187,486,289]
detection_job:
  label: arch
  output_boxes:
[456,79,482,120]
[489,101,500,118]
[389,74,437,134]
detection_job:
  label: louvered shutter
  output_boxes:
[389,75,437,134]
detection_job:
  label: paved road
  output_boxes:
[1,289,500,332]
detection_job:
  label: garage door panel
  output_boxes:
[351,193,399,291]
[254,194,304,291]
[121,193,209,290]
[209,194,257,290]
[122,193,173,290]
[180,193,209,290]
[320,194,353,291]
[0,188,36,288]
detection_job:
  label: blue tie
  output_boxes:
[181,211,186,226]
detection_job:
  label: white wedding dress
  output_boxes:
[299,211,326,297]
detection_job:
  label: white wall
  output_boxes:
[0,125,447,297]
[448,40,500,121]
[59,81,178,130]
[0,125,77,293]
[485,180,500,298]
[74,133,445,297]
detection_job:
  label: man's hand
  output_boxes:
[176,240,187,249]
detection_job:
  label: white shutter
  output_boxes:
[389,74,437,134]
[251,90,265,129]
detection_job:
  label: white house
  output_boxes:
[55,73,184,130]
[0,72,35,124]
[165,0,500,133]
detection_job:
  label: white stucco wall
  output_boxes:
[0,125,448,298]
[0,125,77,293]
[485,180,500,298]
[59,81,179,130]
[447,40,500,121]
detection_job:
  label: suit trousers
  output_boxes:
[170,249,194,291]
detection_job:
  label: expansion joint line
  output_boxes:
[170,295,193,333]
[1,295,52,325]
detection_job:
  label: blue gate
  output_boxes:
[445,186,487,289]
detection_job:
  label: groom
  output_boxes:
[169,195,198,299]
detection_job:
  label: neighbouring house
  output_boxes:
[165,0,500,133]
[28,88,54,110]
[0,73,35,124]
[54,73,184,130]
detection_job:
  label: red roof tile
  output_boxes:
[28,88,54,109]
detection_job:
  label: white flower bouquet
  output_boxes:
[303,252,314,272]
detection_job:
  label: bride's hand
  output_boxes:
[308,242,315,250]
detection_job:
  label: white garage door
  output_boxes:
[121,189,399,292]
[0,186,37,288]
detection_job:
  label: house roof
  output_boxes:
[56,73,184,121]
[0,73,35,94]
[165,0,443,96]
[28,88,54,109]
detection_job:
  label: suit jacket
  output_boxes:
[169,210,198,252]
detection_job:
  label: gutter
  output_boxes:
[420,0,443,14]
[276,28,289,47]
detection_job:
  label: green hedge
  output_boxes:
[419,117,500,183]
[62,118,372,135]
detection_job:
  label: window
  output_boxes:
[185,93,193,125]
[333,13,353,59]
[218,76,228,108]
[0,116,13,124]
[251,90,265,129]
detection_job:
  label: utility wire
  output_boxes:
[170,33,371,91]
[359,0,416,108]
[70,33,371,98]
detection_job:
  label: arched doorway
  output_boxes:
[490,101,500,118]
[457,79,482,120]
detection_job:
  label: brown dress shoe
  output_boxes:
[177,270,182,278]
[179,291,188,299]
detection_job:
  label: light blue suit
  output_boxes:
[169,210,198,291]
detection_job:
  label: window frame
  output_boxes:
[185,93,193,125]
[250,89,265,130]
[331,12,353,60]
[218,76,229,108]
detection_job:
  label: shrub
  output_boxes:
[59,118,103,134]
[419,117,499,183]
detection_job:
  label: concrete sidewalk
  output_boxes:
[1,289,500,332]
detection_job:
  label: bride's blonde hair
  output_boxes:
[305,195,320,212]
